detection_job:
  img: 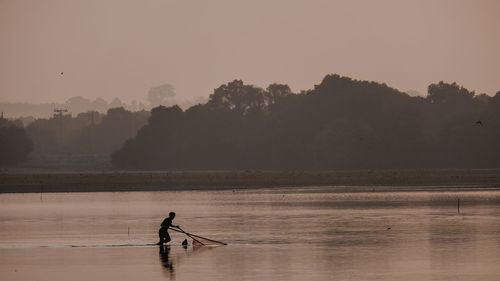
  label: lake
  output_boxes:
[1,187,500,281]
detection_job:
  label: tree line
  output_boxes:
[0,86,206,119]
[25,108,150,155]
[0,107,149,168]
[0,117,33,167]
[111,75,500,170]
[2,74,499,169]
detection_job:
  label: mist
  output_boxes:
[1,0,499,105]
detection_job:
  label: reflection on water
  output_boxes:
[0,187,500,281]
[159,246,174,280]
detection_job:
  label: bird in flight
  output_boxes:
[475,120,483,126]
[60,72,64,75]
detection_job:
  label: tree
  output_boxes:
[0,126,33,166]
[111,75,500,170]
[266,83,292,106]
[148,84,176,107]
[208,80,266,115]
[427,81,474,104]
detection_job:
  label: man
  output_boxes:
[157,212,179,245]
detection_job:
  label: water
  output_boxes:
[1,187,500,281]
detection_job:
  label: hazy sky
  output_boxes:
[1,0,499,103]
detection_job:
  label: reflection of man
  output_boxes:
[159,245,173,271]
[159,245,175,280]
[157,212,179,245]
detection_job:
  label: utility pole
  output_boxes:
[89,111,96,154]
[54,108,68,144]
[0,112,5,127]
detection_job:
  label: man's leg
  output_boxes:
[157,228,165,245]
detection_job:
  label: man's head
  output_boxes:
[169,212,176,218]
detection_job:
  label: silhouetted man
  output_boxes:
[157,212,179,245]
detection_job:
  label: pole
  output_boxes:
[169,227,205,245]
[170,226,227,245]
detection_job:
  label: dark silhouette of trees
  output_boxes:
[265,83,292,106]
[207,80,267,115]
[0,126,33,166]
[69,107,149,154]
[111,75,500,170]
[25,107,149,155]
[427,82,474,104]
[6,74,496,170]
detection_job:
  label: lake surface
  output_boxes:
[1,187,500,281]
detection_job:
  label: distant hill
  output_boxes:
[0,94,206,119]
[0,97,132,119]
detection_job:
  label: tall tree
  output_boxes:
[0,126,33,166]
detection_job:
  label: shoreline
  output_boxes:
[1,169,500,193]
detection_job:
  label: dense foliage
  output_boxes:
[112,75,500,170]
[25,107,149,155]
[0,125,33,166]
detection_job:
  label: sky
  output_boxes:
[0,0,499,104]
